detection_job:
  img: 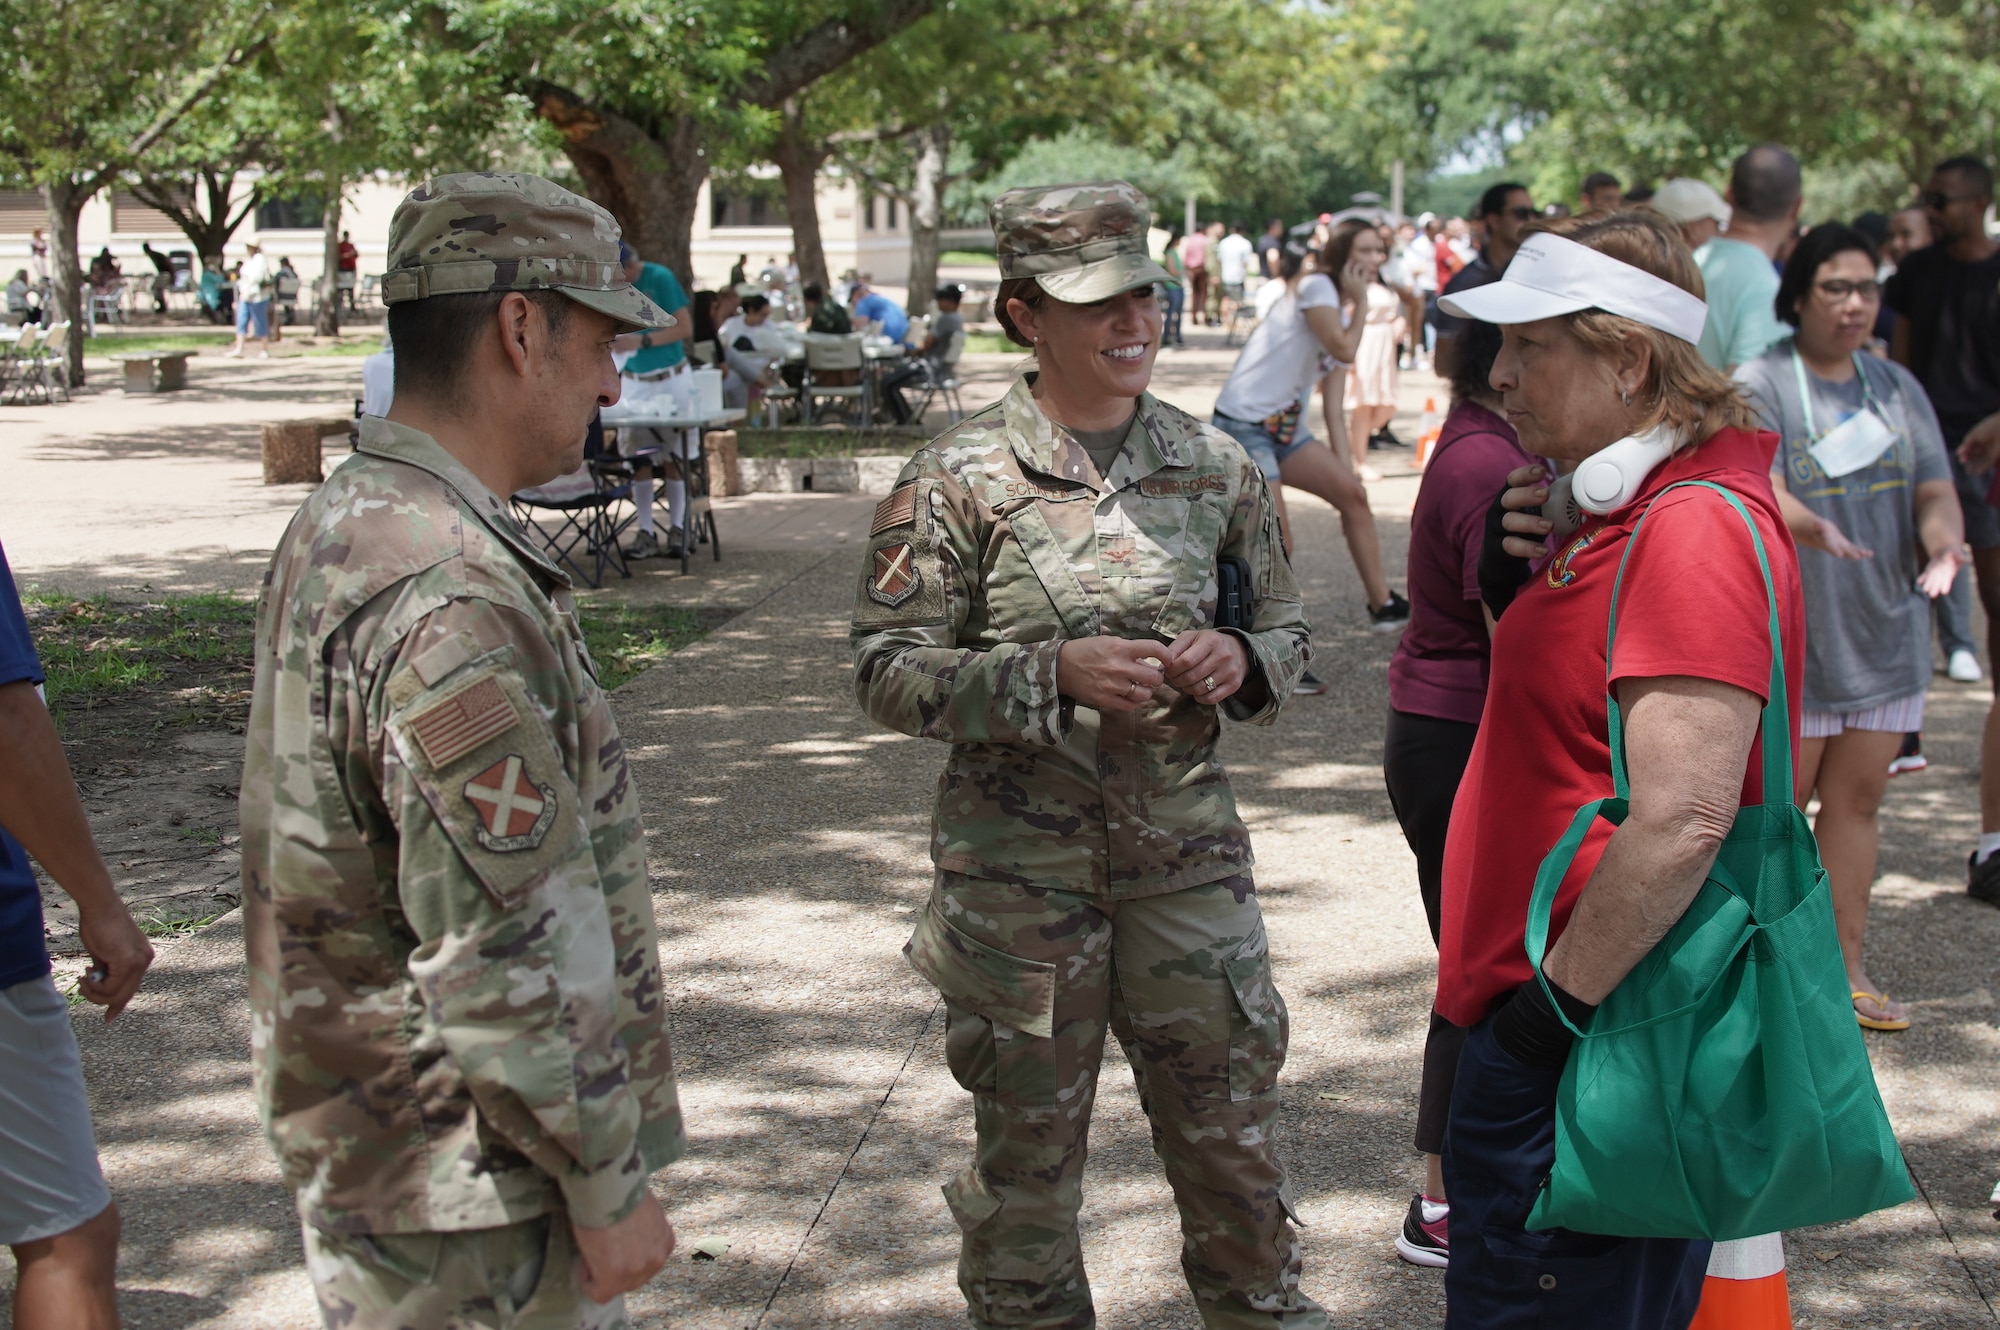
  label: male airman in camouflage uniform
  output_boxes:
[853,182,1328,1329]
[239,173,683,1329]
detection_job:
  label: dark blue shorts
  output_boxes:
[1443,1016,1710,1330]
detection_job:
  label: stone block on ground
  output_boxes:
[259,417,350,485]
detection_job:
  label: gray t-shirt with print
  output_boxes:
[1736,341,1952,711]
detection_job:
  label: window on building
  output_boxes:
[112,189,185,234]
[865,197,877,231]
[256,196,325,231]
[888,198,899,230]
[710,186,782,228]
[0,191,44,235]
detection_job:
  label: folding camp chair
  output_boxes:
[907,327,967,427]
[510,461,634,589]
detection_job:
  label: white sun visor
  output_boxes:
[1436,232,1708,345]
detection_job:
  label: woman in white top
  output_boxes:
[1212,237,1411,645]
[1345,228,1406,475]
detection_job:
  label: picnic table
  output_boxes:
[596,404,747,573]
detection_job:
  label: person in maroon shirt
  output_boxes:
[1431,215,1804,1328]
[1381,311,1529,1268]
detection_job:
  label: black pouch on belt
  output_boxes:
[1214,555,1256,631]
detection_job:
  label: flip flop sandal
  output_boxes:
[1853,990,1911,1032]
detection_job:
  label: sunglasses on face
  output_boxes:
[1504,206,1537,221]
[1814,278,1880,302]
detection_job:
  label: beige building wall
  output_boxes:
[0,169,914,300]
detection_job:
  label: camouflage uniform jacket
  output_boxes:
[240,417,683,1235]
[851,375,1311,898]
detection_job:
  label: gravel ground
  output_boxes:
[2,347,1995,1326]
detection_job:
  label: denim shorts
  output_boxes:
[1211,411,1313,484]
[237,298,272,338]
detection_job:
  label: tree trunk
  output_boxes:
[532,85,706,288]
[316,183,342,336]
[42,179,92,387]
[131,168,252,264]
[772,97,831,293]
[904,124,949,319]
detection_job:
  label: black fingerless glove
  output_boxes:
[1477,487,1535,621]
[1491,976,1598,1070]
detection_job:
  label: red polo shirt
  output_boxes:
[1434,427,1804,1027]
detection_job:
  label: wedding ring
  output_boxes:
[1203,675,1216,692]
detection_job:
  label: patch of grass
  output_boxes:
[22,591,256,716]
[81,332,383,358]
[174,824,223,846]
[962,331,1016,356]
[574,602,716,691]
[733,425,931,458]
[136,907,231,939]
[938,250,996,267]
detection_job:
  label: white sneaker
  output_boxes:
[1949,649,1984,683]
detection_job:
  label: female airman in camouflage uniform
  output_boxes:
[851,182,1327,1329]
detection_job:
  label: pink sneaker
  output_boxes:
[1395,1193,1448,1268]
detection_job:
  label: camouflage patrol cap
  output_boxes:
[990,181,1176,303]
[382,172,673,331]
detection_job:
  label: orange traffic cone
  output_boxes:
[1415,397,1442,469]
[1689,1233,1791,1329]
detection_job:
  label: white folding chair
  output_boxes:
[803,333,868,425]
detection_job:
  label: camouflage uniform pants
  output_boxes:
[908,871,1328,1330]
[302,1213,626,1330]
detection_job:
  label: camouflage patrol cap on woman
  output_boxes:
[989,181,1176,303]
[381,172,673,331]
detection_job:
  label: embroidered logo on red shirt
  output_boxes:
[1547,533,1594,588]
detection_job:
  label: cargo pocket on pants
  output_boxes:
[904,899,1058,1106]
[1222,925,1288,1101]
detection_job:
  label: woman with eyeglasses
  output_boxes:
[1735,222,1967,1032]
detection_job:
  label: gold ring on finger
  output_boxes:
[1203,675,1216,691]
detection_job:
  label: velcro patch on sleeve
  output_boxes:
[872,485,919,535]
[407,676,520,768]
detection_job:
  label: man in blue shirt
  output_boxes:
[611,244,696,559]
[850,276,911,344]
[0,543,153,1329]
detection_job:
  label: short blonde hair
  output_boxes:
[1536,212,1760,443]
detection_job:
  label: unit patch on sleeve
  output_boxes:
[406,675,520,768]
[463,754,559,853]
[868,541,923,607]
[872,485,919,535]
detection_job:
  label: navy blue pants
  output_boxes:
[1443,1017,1710,1330]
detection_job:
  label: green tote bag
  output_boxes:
[1522,480,1914,1241]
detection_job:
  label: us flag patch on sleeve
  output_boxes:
[407,676,520,768]
[872,485,918,535]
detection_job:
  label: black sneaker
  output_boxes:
[1292,669,1328,696]
[1395,1193,1449,1268]
[663,525,686,558]
[1373,425,1406,449]
[624,529,660,560]
[1369,590,1411,633]
[1970,851,2000,907]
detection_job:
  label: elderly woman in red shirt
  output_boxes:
[1430,214,1804,1328]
